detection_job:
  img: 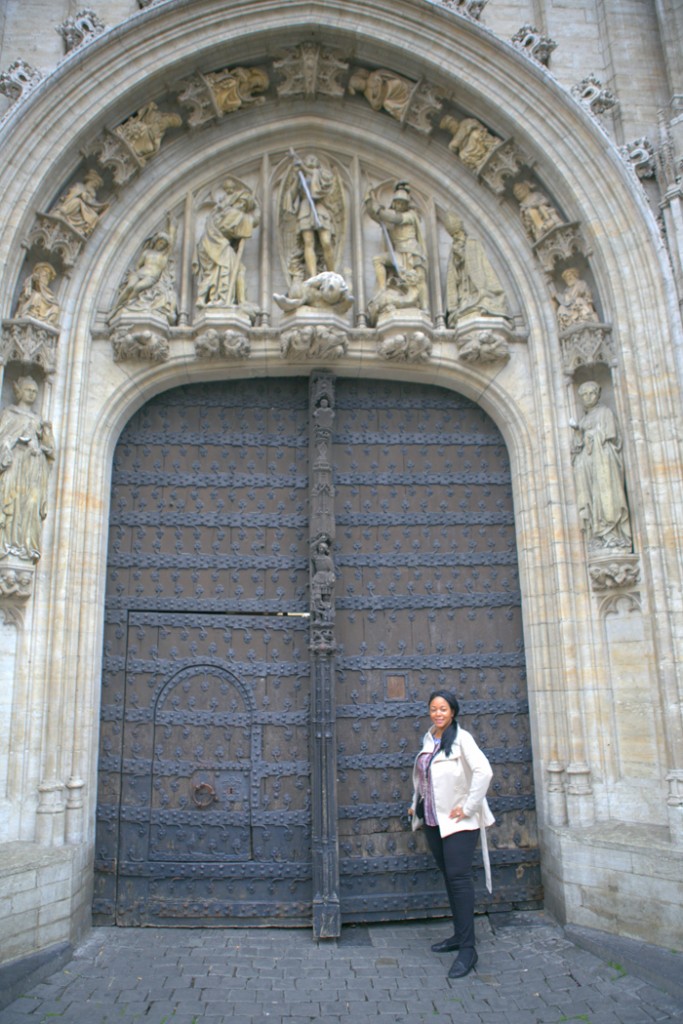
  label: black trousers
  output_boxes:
[424,825,479,950]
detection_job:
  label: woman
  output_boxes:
[410,690,494,978]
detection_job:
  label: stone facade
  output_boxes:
[0,0,682,968]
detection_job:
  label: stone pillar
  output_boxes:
[308,372,341,938]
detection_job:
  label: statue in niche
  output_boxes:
[50,169,109,238]
[194,180,260,316]
[512,180,564,242]
[0,376,55,563]
[204,66,269,113]
[440,115,499,171]
[277,151,347,310]
[311,536,335,617]
[113,102,182,163]
[553,267,600,331]
[14,263,60,325]
[365,181,428,323]
[570,381,632,552]
[444,213,509,324]
[112,221,177,321]
[348,68,413,122]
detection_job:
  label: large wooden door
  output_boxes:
[94,375,540,928]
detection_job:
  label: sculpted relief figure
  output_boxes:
[112,221,178,321]
[365,181,428,324]
[194,180,260,317]
[512,180,564,242]
[113,102,182,163]
[0,376,55,563]
[440,115,499,172]
[553,267,601,331]
[50,169,109,238]
[444,213,509,324]
[570,381,632,552]
[348,68,413,122]
[14,263,60,325]
[204,66,269,113]
[277,151,348,311]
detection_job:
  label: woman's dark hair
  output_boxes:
[428,689,460,757]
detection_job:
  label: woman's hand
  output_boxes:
[449,804,465,822]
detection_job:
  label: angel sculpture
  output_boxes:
[276,150,348,311]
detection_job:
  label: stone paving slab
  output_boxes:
[0,913,680,1024]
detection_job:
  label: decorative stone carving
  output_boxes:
[278,151,347,305]
[0,564,34,600]
[377,331,432,361]
[0,376,55,564]
[348,67,442,134]
[588,554,640,592]
[274,43,348,99]
[511,25,557,66]
[14,263,60,326]
[477,137,526,195]
[58,10,106,52]
[438,0,487,18]
[512,180,565,243]
[365,181,428,324]
[553,268,600,331]
[112,221,177,322]
[177,66,269,127]
[440,115,500,172]
[113,102,182,163]
[0,60,43,103]
[571,75,618,117]
[456,328,510,364]
[0,320,59,377]
[110,326,170,362]
[30,169,109,267]
[533,223,589,272]
[619,138,656,180]
[194,328,250,360]
[274,272,353,314]
[194,180,259,320]
[280,324,347,360]
[559,324,615,377]
[570,381,632,553]
[444,212,509,324]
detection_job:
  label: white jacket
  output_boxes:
[412,725,495,891]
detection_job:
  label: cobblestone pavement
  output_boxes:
[1,913,681,1024]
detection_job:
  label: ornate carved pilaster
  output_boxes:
[308,372,340,938]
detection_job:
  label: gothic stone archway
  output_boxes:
[94,375,540,933]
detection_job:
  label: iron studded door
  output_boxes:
[333,379,541,919]
[94,379,312,925]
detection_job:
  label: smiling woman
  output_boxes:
[410,689,495,979]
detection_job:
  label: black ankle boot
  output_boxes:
[431,935,459,953]
[447,948,478,978]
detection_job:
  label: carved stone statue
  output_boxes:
[50,169,108,238]
[311,536,335,616]
[112,222,177,320]
[194,180,260,315]
[274,271,353,313]
[204,66,269,113]
[570,381,632,551]
[348,68,413,121]
[512,180,564,242]
[0,376,55,563]
[14,263,60,325]
[553,267,600,331]
[444,213,509,323]
[280,151,344,280]
[440,115,499,171]
[113,102,182,163]
[365,181,428,322]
